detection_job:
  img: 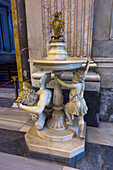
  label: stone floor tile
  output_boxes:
[0,107,31,131]
[0,107,10,113]
[19,124,32,132]
[0,88,15,98]
[87,121,113,146]
[0,152,63,170]
[63,166,79,170]
[0,119,27,131]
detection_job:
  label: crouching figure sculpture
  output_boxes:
[55,57,90,138]
[16,73,52,130]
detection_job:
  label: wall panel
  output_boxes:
[41,0,94,57]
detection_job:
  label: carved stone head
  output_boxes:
[73,70,85,83]
[16,89,38,106]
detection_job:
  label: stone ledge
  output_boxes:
[93,56,113,68]
[32,71,100,82]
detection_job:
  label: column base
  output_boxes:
[47,110,66,131]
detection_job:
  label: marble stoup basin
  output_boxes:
[29,57,87,71]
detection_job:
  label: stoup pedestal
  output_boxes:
[27,57,87,163]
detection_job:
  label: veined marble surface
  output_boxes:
[0,107,31,131]
[0,105,113,147]
[87,122,113,147]
[0,152,78,170]
[0,128,113,170]
[0,88,16,99]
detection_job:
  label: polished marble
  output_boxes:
[87,122,113,147]
[0,97,15,107]
[19,124,32,132]
[0,88,15,98]
[0,107,31,131]
[0,152,63,170]
[0,128,113,169]
[63,167,79,170]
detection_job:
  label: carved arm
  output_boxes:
[55,76,78,89]
[84,56,90,78]
[19,104,44,115]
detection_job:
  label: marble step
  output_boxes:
[0,106,113,148]
[0,107,31,131]
[0,88,16,107]
[0,88,16,99]
[0,152,78,170]
[0,127,112,169]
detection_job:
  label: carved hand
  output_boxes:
[54,75,58,81]
[87,56,90,62]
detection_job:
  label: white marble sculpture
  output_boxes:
[17,12,90,142]
[17,12,89,140]
[55,57,90,138]
[18,6,95,161]
[16,73,52,130]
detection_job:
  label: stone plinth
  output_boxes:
[35,118,80,142]
[25,123,86,160]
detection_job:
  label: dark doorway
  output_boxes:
[0,0,17,84]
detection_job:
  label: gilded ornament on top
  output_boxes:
[49,12,65,41]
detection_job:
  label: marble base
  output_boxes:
[25,123,86,159]
[36,119,79,142]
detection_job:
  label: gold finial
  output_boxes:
[49,12,65,41]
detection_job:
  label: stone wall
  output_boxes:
[92,0,113,89]
[92,0,113,121]
[25,0,43,76]
[99,89,113,122]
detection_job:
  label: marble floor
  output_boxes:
[0,88,113,170]
[0,152,78,170]
[1,105,113,147]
